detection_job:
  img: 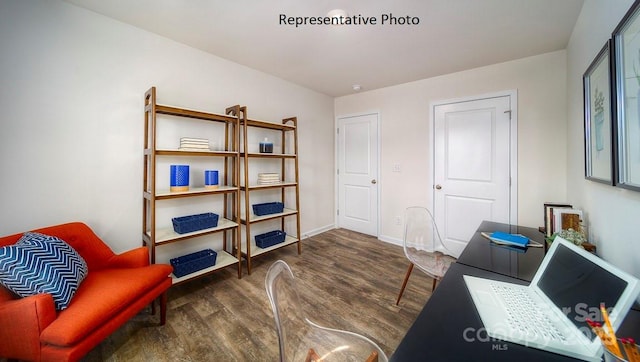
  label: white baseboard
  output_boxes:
[301,224,336,239]
[377,234,403,247]
[303,225,403,249]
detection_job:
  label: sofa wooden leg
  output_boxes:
[160,292,167,325]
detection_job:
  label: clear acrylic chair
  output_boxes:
[265,260,388,362]
[395,206,457,305]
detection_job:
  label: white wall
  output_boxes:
[335,51,568,244]
[566,0,640,277]
[0,0,335,253]
[6,0,638,280]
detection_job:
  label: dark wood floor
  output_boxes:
[82,228,434,361]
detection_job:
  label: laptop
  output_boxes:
[464,236,640,361]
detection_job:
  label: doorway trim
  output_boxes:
[335,111,381,237]
[429,90,518,224]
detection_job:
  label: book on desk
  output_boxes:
[481,231,543,248]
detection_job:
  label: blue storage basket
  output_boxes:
[252,202,284,216]
[170,249,217,278]
[172,212,219,234]
[255,230,287,248]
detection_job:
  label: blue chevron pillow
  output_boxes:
[0,232,88,310]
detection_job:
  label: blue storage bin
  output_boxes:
[170,249,217,278]
[252,202,284,216]
[172,212,219,234]
[255,230,287,248]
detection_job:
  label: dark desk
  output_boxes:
[456,220,547,281]
[391,221,640,362]
[390,262,582,362]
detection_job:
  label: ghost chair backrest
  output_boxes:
[265,260,388,362]
[396,207,457,305]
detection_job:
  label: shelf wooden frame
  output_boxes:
[240,115,302,274]
[143,86,243,284]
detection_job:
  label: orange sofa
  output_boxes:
[0,222,173,361]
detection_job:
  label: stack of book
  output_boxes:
[542,202,583,237]
[179,137,209,151]
[257,173,280,185]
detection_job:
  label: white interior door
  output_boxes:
[337,113,379,236]
[433,94,516,257]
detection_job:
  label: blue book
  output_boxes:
[487,231,529,247]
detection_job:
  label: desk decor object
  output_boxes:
[170,249,218,278]
[603,338,640,362]
[542,203,583,237]
[542,202,573,237]
[583,40,614,185]
[588,304,640,362]
[552,207,583,234]
[547,228,586,246]
[171,212,219,234]
[480,231,531,248]
[613,1,640,191]
[204,170,219,189]
[170,165,190,192]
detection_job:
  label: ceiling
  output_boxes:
[64,0,584,97]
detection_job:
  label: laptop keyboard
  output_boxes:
[490,283,567,341]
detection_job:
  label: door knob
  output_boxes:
[435,184,442,190]
[371,179,377,184]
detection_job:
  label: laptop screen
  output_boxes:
[537,243,628,339]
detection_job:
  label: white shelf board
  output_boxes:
[241,235,299,256]
[246,152,296,158]
[155,185,237,198]
[245,181,297,189]
[155,148,237,157]
[242,208,298,223]
[149,218,238,244]
[171,250,239,284]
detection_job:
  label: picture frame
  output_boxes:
[612,0,640,191]
[583,40,615,184]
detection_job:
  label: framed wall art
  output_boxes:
[613,0,640,191]
[584,40,614,184]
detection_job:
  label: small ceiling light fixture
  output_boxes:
[327,9,348,25]
[352,84,362,91]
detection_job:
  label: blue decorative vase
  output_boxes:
[170,165,190,192]
[204,170,219,189]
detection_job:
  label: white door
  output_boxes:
[337,113,379,236]
[433,94,516,257]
